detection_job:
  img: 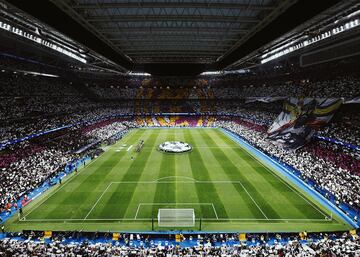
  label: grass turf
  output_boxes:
[6,128,352,232]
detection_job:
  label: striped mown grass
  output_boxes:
[6,128,353,232]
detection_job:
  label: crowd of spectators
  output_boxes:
[0,102,133,145]
[85,75,360,100]
[226,76,360,99]
[0,73,79,97]
[0,146,72,212]
[1,63,359,218]
[0,118,137,212]
[0,105,129,145]
[0,72,136,144]
[2,70,359,146]
[0,83,359,255]
[303,140,360,176]
[0,96,90,121]
[2,100,358,213]
[215,102,280,125]
[86,84,136,99]
[0,231,358,256]
[214,119,360,212]
[1,104,359,215]
[1,47,360,256]
[84,120,136,142]
[317,108,360,146]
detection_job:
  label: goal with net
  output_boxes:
[157,209,195,227]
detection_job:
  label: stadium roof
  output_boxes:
[60,0,281,64]
[2,0,356,75]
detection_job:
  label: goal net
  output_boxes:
[157,209,195,227]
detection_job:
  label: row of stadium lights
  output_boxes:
[0,20,87,63]
[261,17,360,64]
[1,69,58,77]
[4,15,358,72]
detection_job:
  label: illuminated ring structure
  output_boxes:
[158,141,192,153]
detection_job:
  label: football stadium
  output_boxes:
[0,0,359,256]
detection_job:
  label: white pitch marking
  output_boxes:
[84,183,112,220]
[211,204,219,220]
[19,217,332,222]
[111,180,236,184]
[155,176,196,182]
[237,181,269,220]
[134,204,141,219]
[244,150,330,219]
[20,218,151,221]
[126,145,133,152]
[139,202,214,205]
[135,203,218,219]
[93,180,328,221]
[201,218,333,221]
[116,147,124,152]
[221,130,331,219]
[21,157,102,220]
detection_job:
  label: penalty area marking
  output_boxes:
[82,180,329,221]
[22,179,331,222]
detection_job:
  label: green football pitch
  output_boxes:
[6,128,352,232]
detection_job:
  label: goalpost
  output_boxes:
[157,209,195,227]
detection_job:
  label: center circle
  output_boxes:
[158,141,192,153]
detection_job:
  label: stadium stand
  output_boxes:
[85,74,360,100]
[0,69,359,216]
[1,0,360,254]
[0,231,359,256]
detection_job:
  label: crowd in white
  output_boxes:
[210,76,360,100]
[85,75,360,100]
[0,103,133,144]
[1,71,359,146]
[215,103,279,125]
[0,147,71,211]
[0,74,79,97]
[0,73,136,144]
[1,69,359,215]
[1,112,359,214]
[1,54,359,256]
[0,97,84,121]
[317,114,360,146]
[214,120,360,211]
[87,84,136,99]
[0,120,135,212]
[85,122,130,141]
[0,232,358,257]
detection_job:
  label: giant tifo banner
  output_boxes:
[267,98,343,149]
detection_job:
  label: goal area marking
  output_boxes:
[134,203,218,220]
